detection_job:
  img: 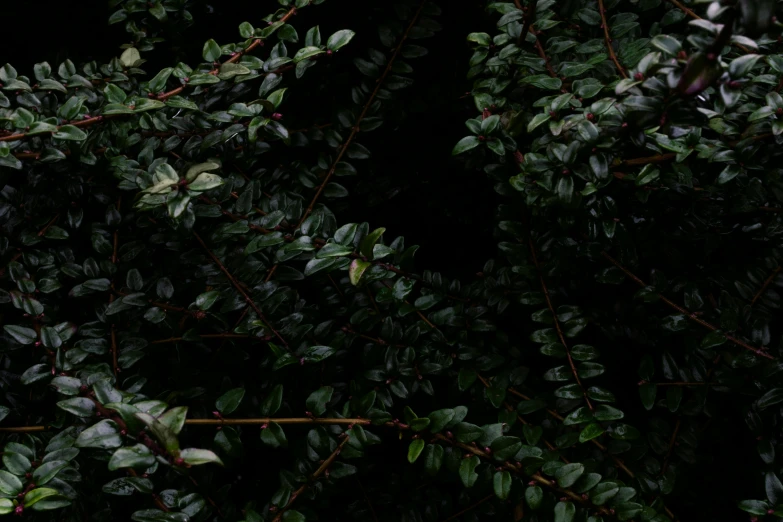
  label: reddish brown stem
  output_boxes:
[37,214,60,237]
[751,266,781,305]
[193,232,288,348]
[599,0,627,78]
[661,419,681,476]
[157,7,298,101]
[272,435,351,522]
[440,495,494,522]
[528,237,593,410]
[297,0,427,227]
[601,250,775,359]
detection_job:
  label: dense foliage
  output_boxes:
[2,0,783,520]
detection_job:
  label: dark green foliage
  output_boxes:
[1,0,783,520]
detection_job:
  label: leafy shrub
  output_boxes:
[1,0,783,521]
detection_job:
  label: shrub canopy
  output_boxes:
[1,0,783,521]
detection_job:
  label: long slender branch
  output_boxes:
[193,232,288,348]
[527,237,593,411]
[0,418,386,432]
[440,495,494,522]
[600,250,774,360]
[272,435,351,522]
[2,8,300,147]
[751,266,781,305]
[157,7,298,101]
[297,0,427,227]
[599,0,627,78]
[149,333,252,345]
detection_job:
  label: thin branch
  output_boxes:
[751,266,781,305]
[149,333,252,345]
[109,197,121,376]
[128,469,170,512]
[272,435,351,522]
[506,385,637,479]
[36,214,60,237]
[193,232,289,348]
[356,479,380,522]
[660,419,681,476]
[439,495,494,522]
[432,433,613,516]
[157,7,298,101]
[0,418,387,432]
[528,236,593,411]
[599,0,628,78]
[297,0,427,227]
[665,0,699,20]
[601,250,774,360]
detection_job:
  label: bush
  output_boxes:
[1,0,783,520]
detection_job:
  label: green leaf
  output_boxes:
[494,471,512,499]
[4,325,37,345]
[261,422,288,448]
[179,448,224,466]
[556,463,584,487]
[349,259,371,285]
[423,444,444,475]
[305,386,333,417]
[327,30,356,51]
[157,406,188,435]
[216,388,245,415]
[758,388,783,410]
[188,173,224,192]
[452,136,480,155]
[579,423,605,442]
[23,488,60,508]
[459,455,480,487]
[491,436,522,461]
[75,420,122,449]
[53,125,87,141]
[32,460,68,486]
[260,384,284,416]
[108,444,156,471]
[360,228,386,259]
[120,47,141,67]
[0,471,22,496]
[526,486,543,509]
[766,472,783,504]
[554,501,575,522]
[407,439,425,463]
[203,39,222,62]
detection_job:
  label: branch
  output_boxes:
[297,0,428,227]
[439,495,494,522]
[149,333,253,345]
[157,7,298,101]
[600,250,775,360]
[193,232,289,348]
[527,236,593,411]
[751,266,781,306]
[272,435,352,522]
[599,0,628,78]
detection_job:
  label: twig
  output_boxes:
[36,214,60,237]
[297,0,427,227]
[439,495,494,522]
[272,435,351,522]
[528,236,593,411]
[751,266,781,305]
[600,250,774,360]
[356,479,380,522]
[665,0,699,20]
[660,419,681,476]
[149,333,252,345]
[193,232,289,348]
[599,0,628,78]
[128,469,169,512]
[157,7,298,101]
[109,197,121,376]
